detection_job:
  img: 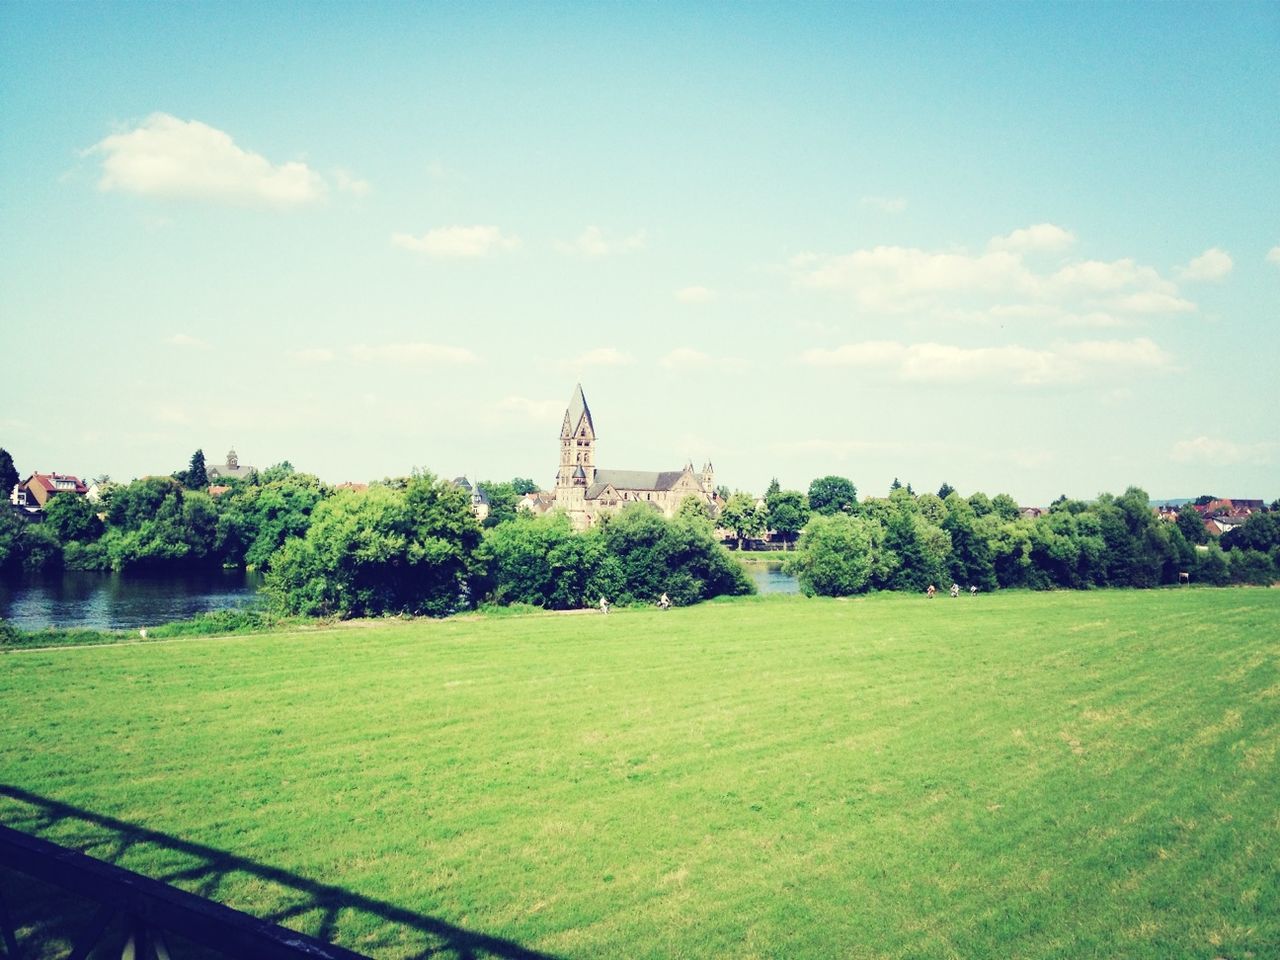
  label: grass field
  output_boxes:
[2,590,1277,959]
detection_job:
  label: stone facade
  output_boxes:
[552,384,716,528]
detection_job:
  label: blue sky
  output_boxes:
[2,2,1277,505]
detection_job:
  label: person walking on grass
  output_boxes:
[658,592,670,610]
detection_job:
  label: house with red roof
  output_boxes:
[13,472,88,510]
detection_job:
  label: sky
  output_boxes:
[1,2,1277,506]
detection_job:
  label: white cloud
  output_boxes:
[793,230,1194,322]
[493,396,564,422]
[566,347,631,368]
[1171,436,1276,466]
[988,223,1076,253]
[1177,247,1233,282]
[801,337,1173,385]
[659,348,747,372]
[349,342,479,365]
[166,333,209,349]
[859,196,907,214]
[676,285,716,303]
[90,113,326,206]
[392,226,520,258]
[1266,246,1280,267]
[556,225,647,258]
[333,168,371,197]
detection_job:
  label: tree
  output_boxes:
[0,448,18,497]
[511,477,538,496]
[1174,506,1208,545]
[990,493,1021,521]
[765,477,781,499]
[720,492,765,548]
[265,473,481,618]
[808,475,858,515]
[480,512,575,605]
[937,481,955,500]
[477,480,519,527]
[1193,494,1219,507]
[943,493,996,591]
[186,449,208,490]
[43,494,102,543]
[765,489,809,549]
[784,514,878,596]
[601,504,751,605]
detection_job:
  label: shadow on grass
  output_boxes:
[0,785,563,960]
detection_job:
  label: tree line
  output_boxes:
[779,477,1279,596]
[2,445,1276,616]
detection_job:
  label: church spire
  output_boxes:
[561,382,594,439]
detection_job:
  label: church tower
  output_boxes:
[700,460,715,496]
[556,383,596,495]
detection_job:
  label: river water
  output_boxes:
[744,560,800,595]
[0,570,264,631]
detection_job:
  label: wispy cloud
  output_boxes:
[349,342,479,365]
[859,196,907,214]
[791,225,1194,322]
[565,347,631,368]
[392,226,520,258]
[166,333,210,349]
[676,285,717,303]
[90,113,327,206]
[987,223,1076,254]
[556,226,646,258]
[333,168,371,197]
[1266,246,1280,267]
[800,337,1174,385]
[1170,436,1275,465]
[1177,247,1233,282]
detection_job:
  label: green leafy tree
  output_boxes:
[265,473,480,618]
[186,449,208,489]
[43,493,103,543]
[808,475,858,515]
[968,491,993,517]
[479,512,575,605]
[1175,506,1209,545]
[511,477,538,496]
[258,461,296,484]
[601,504,751,606]
[765,477,781,499]
[1195,542,1231,585]
[0,448,18,497]
[990,493,1021,521]
[937,481,956,500]
[1221,512,1280,554]
[477,480,519,527]
[1193,494,1219,507]
[883,508,950,592]
[676,494,715,529]
[1227,549,1276,585]
[943,493,996,591]
[765,489,809,549]
[720,492,765,548]
[784,514,878,596]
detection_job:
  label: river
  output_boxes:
[0,570,265,631]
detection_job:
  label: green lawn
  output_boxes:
[2,590,1277,959]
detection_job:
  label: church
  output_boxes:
[553,384,717,528]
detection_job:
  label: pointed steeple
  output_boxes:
[562,383,594,439]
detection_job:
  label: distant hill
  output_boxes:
[1151,498,1193,508]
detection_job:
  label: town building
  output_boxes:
[452,477,490,522]
[207,448,256,481]
[12,472,88,511]
[553,384,717,528]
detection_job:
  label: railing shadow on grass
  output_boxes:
[0,785,564,960]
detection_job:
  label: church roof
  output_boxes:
[588,469,687,495]
[562,383,594,438]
